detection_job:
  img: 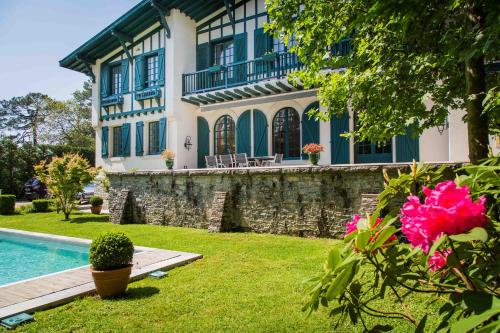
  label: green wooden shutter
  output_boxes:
[233,32,247,83]
[236,110,251,155]
[100,64,110,98]
[135,121,144,156]
[101,126,109,158]
[197,117,210,168]
[157,48,165,86]
[196,43,210,71]
[330,112,350,164]
[159,117,167,152]
[254,28,272,58]
[121,59,129,94]
[301,102,320,158]
[134,56,145,91]
[121,123,130,157]
[253,110,268,157]
[396,127,419,162]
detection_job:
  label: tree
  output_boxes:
[266,0,500,164]
[35,153,97,220]
[40,80,94,149]
[0,93,52,145]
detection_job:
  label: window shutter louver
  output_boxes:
[157,48,165,86]
[121,123,130,157]
[101,126,109,158]
[121,59,129,94]
[236,110,251,155]
[233,32,247,84]
[197,117,210,168]
[135,121,144,156]
[100,64,110,98]
[301,102,320,159]
[330,112,350,164]
[134,56,145,91]
[254,28,272,58]
[159,117,167,152]
[396,126,420,162]
[196,43,210,71]
[253,110,268,157]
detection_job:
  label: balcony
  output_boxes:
[182,51,302,96]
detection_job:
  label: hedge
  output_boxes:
[0,195,16,215]
[32,199,51,213]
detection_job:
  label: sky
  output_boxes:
[0,0,139,101]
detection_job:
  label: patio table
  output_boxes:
[248,156,274,166]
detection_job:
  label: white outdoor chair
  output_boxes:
[205,155,219,168]
[262,153,283,166]
[234,153,258,167]
[219,154,234,168]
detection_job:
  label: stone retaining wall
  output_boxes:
[106,163,458,238]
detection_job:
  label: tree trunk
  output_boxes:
[465,3,489,164]
[64,210,70,220]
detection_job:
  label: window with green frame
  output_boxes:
[111,64,122,95]
[145,54,159,88]
[272,107,301,159]
[112,126,122,157]
[214,115,235,155]
[148,121,160,155]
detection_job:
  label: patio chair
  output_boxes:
[234,153,257,167]
[219,154,234,168]
[205,155,219,168]
[262,153,283,166]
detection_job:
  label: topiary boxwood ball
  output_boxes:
[89,196,103,207]
[89,233,134,271]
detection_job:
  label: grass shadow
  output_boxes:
[70,215,110,224]
[121,286,160,300]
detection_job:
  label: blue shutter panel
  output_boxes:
[196,43,210,71]
[101,126,109,158]
[135,121,144,156]
[236,110,251,155]
[159,117,167,152]
[134,56,145,91]
[330,112,350,164]
[396,127,419,162]
[253,110,268,157]
[157,48,165,86]
[197,117,210,168]
[100,64,110,98]
[121,123,130,157]
[301,102,320,158]
[233,32,247,83]
[121,59,129,94]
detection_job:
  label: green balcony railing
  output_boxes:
[182,51,302,96]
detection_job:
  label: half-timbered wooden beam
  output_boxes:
[111,29,133,62]
[150,0,171,38]
[223,0,235,32]
[76,55,96,83]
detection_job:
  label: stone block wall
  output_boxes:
[106,164,453,238]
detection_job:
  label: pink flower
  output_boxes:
[401,181,487,253]
[428,249,451,272]
[345,215,360,235]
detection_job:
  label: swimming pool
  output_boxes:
[0,230,89,286]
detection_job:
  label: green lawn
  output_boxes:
[0,212,440,332]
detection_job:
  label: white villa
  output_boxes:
[60,0,495,171]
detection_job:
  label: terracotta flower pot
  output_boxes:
[91,264,132,299]
[90,205,102,214]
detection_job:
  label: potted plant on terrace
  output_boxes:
[161,149,175,170]
[89,196,103,214]
[303,143,324,166]
[89,233,134,299]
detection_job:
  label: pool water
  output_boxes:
[0,231,89,286]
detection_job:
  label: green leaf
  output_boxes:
[449,227,488,242]
[356,230,371,250]
[371,226,397,250]
[450,308,500,333]
[427,234,447,259]
[325,263,355,301]
[327,248,342,270]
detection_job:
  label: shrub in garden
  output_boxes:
[304,158,499,332]
[0,195,16,215]
[32,199,50,213]
[35,153,97,220]
[89,233,134,271]
[89,196,103,207]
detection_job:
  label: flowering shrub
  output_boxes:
[161,149,175,160]
[302,143,324,154]
[304,159,500,332]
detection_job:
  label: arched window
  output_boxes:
[214,115,235,155]
[272,107,300,158]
